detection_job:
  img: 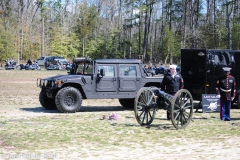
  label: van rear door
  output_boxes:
[181,49,207,100]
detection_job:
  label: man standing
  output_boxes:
[161,64,184,120]
[216,67,236,121]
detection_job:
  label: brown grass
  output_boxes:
[0,70,240,159]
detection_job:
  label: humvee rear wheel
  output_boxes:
[55,87,82,113]
[119,98,134,108]
[237,95,240,109]
[39,89,57,110]
[134,87,156,125]
[170,89,193,129]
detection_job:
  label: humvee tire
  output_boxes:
[237,95,240,109]
[55,87,82,113]
[119,98,134,108]
[39,89,57,110]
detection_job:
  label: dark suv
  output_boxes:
[44,56,65,68]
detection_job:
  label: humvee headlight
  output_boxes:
[56,80,65,85]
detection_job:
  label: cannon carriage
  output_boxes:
[134,87,194,129]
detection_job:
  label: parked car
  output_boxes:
[36,56,50,66]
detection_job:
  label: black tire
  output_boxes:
[237,95,240,109]
[39,89,57,110]
[119,98,134,108]
[55,87,82,113]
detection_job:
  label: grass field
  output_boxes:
[0,70,240,159]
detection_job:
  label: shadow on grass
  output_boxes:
[20,105,133,113]
[124,123,176,130]
[230,118,240,121]
[80,105,129,112]
[20,106,59,113]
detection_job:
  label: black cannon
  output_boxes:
[134,87,194,129]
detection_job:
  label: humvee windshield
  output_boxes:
[71,58,94,75]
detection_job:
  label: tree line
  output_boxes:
[0,0,240,65]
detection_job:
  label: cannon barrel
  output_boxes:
[153,88,173,102]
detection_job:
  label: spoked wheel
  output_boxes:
[170,89,194,129]
[134,87,157,125]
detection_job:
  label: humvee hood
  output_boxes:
[44,74,82,80]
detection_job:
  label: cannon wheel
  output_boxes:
[170,89,194,129]
[134,87,156,125]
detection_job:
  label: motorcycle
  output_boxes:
[46,63,60,70]
[65,63,72,71]
[154,64,166,75]
[46,61,72,71]
[143,65,156,76]
[58,62,72,71]
[5,59,17,70]
[17,61,41,70]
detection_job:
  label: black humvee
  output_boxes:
[181,49,240,108]
[37,57,163,113]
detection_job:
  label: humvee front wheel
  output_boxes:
[39,89,57,110]
[55,87,82,113]
[119,98,134,109]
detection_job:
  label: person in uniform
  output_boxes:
[161,64,184,120]
[216,67,236,121]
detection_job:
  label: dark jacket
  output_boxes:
[161,71,184,94]
[216,75,236,100]
[27,59,32,65]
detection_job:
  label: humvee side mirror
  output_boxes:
[100,68,105,76]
